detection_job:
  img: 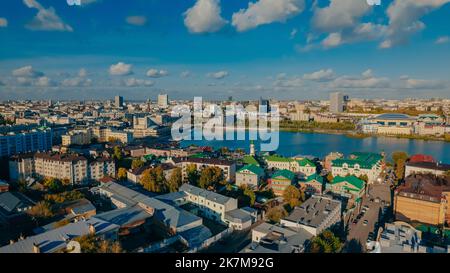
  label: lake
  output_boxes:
[181,131,450,163]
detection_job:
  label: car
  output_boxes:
[363,205,370,210]
[363,220,369,226]
[352,219,358,224]
[370,198,374,202]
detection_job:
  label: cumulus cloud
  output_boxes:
[12,66,44,78]
[35,76,56,87]
[78,68,87,77]
[207,70,229,79]
[273,75,304,88]
[290,28,298,39]
[123,78,154,87]
[0,18,7,27]
[109,62,133,76]
[322,23,388,48]
[303,69,335,82]
[62,77,92,87]
[180,71,191,78]
[380,0,450,49]
[16,77,34,86]
[401,76,446,89]
[435,36,449,44]
[184,0,227,34]
[146,69,169,78]
[232,0,304,32]
[126,16,147,26]
[328,69,390,89]
[23,0,73,32]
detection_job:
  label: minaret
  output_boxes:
[250,140,255,156]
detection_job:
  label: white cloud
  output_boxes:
[78,68,87,77]
[322,23,388,48]
[232,0,304,32]
[312,0,370,33]
[184,0,227,34]
[207,70,229,79]
[23,0,73,32]
[16,77,34,86]
[303,69,335,82]
[146,69,169,78]
[0,18,7,27]
[123,78,154,87]
[62,77,92,87]
[273,75,304,88]
[109,62,133,76]
[322,33,342,48]
[380,0,450,49]
[435,36,449,44]
[180,71,191,78]
[35,76,56,87]
[401,76,446,89]
[290,28,298,39]
[126,16,147,26]
[328,70,390,89]
[12,66,44,78]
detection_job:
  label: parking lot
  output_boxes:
[346,180,392,251]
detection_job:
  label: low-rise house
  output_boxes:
[327,175,366,200]
[236,164,265,188]
[0,191,34,223]
[280,196,341,236]
[269,169,296,196]
[405,161,450,177]
[331,152,384,183]
[299,173,325,195]
[170,157,236,182]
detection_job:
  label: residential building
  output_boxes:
[114,95,124,108]
[280,196,341,236]
[327,175,366,199]
[405,161,450,177]
[9,153,35,181]
[34,152,89,185]
[330,92,344,113]
[394,174,450,226]
[265,155,316,176]
[331,152,384,183]
[269,169,296,196]
[299,173,325,195]
[158,94,169,108]
[61,129,92,146]
[0,127,52,157]
[324,152,343,172]
[88,157,116,181]
[170,157,236,182]
[236,164,265,188]
[91,126,133,143]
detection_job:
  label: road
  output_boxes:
[346,179,392,251]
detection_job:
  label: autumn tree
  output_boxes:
[28,201,54,220]
[43,177,64,193]
[141,166,166,193]
[131,159,144,169]
[112,146,123,161]
[326,173,334,183]
[167,167,182,192]
[308,230,343,253]
[199,166,224,189]
[186,164,199,184]
[283,185,301,209]
[117,167,127,181]
[265,206,288,223]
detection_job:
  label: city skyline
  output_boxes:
[0,0,449,101]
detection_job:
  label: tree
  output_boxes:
[392,151,408,164]
[395,158,406,183]
[358,174,369,183]
[199,166,224,189]
[326,173,334,183]
[141,166,166,193]
[43,177,64,193]
[112,146,123,161]
[308,230,342,253]
[244,187,256,206]
[131,159,144,169]
[265,206,288,223]
[117,167,127,181]
[444,170,450,178]
[167,167,182,192]
[186,164,199,184]
[75,235,123,253]
[283,185,301,209]
[28,201,54,220]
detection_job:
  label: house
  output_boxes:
[299,173,324,195]
[236,164,265,188]
[0,180,9,193]
[269,169,296,196]
[331,152,384,183]
[0,191,34,224]
[327,175,366,199]
[280,196,341,236]
[170,157,236,182]
[405,161,450,177]
[264,155,316,177]
[126,165,150,184]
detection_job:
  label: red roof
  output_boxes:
[409,154,436,164]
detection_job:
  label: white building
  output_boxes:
[158,94,169,108]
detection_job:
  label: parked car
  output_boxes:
[363,220,369,226]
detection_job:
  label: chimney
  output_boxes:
[89,223,96,235]
[33,243,40,253]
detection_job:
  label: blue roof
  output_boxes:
[373,113,414,120]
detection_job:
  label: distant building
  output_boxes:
[269,169,296,196]
[91,126,133,144]
[0,127,52,157]
[368,113,416,135]
[280,195,341,236]
[330,92,344,113]
[405,161,450,177]
[236,164,265,188]
[264,155,316,177]
[114,95,124,108]
[9,154,35,181]
[158,94,169,108]
[61,129,92,146]
[170,157,236,182]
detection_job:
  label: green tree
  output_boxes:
[117,167,127,181]
[131,159,144,169]
[283,185,301,209]
[199,166,224,189]
[112,146,123,161]
[186,164,199,184]
[167,167,182,192]
[308,230,342,253]
[244,187,256,206]
[358,174,369,183]
[43,178,64,193]
[75,235,123,253]
[265,206,288,223]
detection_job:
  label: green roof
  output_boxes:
[332,152,382,169]
[237,164,264,176]
[297,158,316,167]
[189,153,207,158]
[302,173,324,184]
[331,175,366,190]
[272,169,295,181]
[264,155,294,163]
[243,155,260,166]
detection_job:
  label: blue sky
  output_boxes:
[0,0,449,101]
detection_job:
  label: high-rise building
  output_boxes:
[0,128,53,157]
[158,94,168,108]
[330,92,344,113]
[114,95,124,108]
